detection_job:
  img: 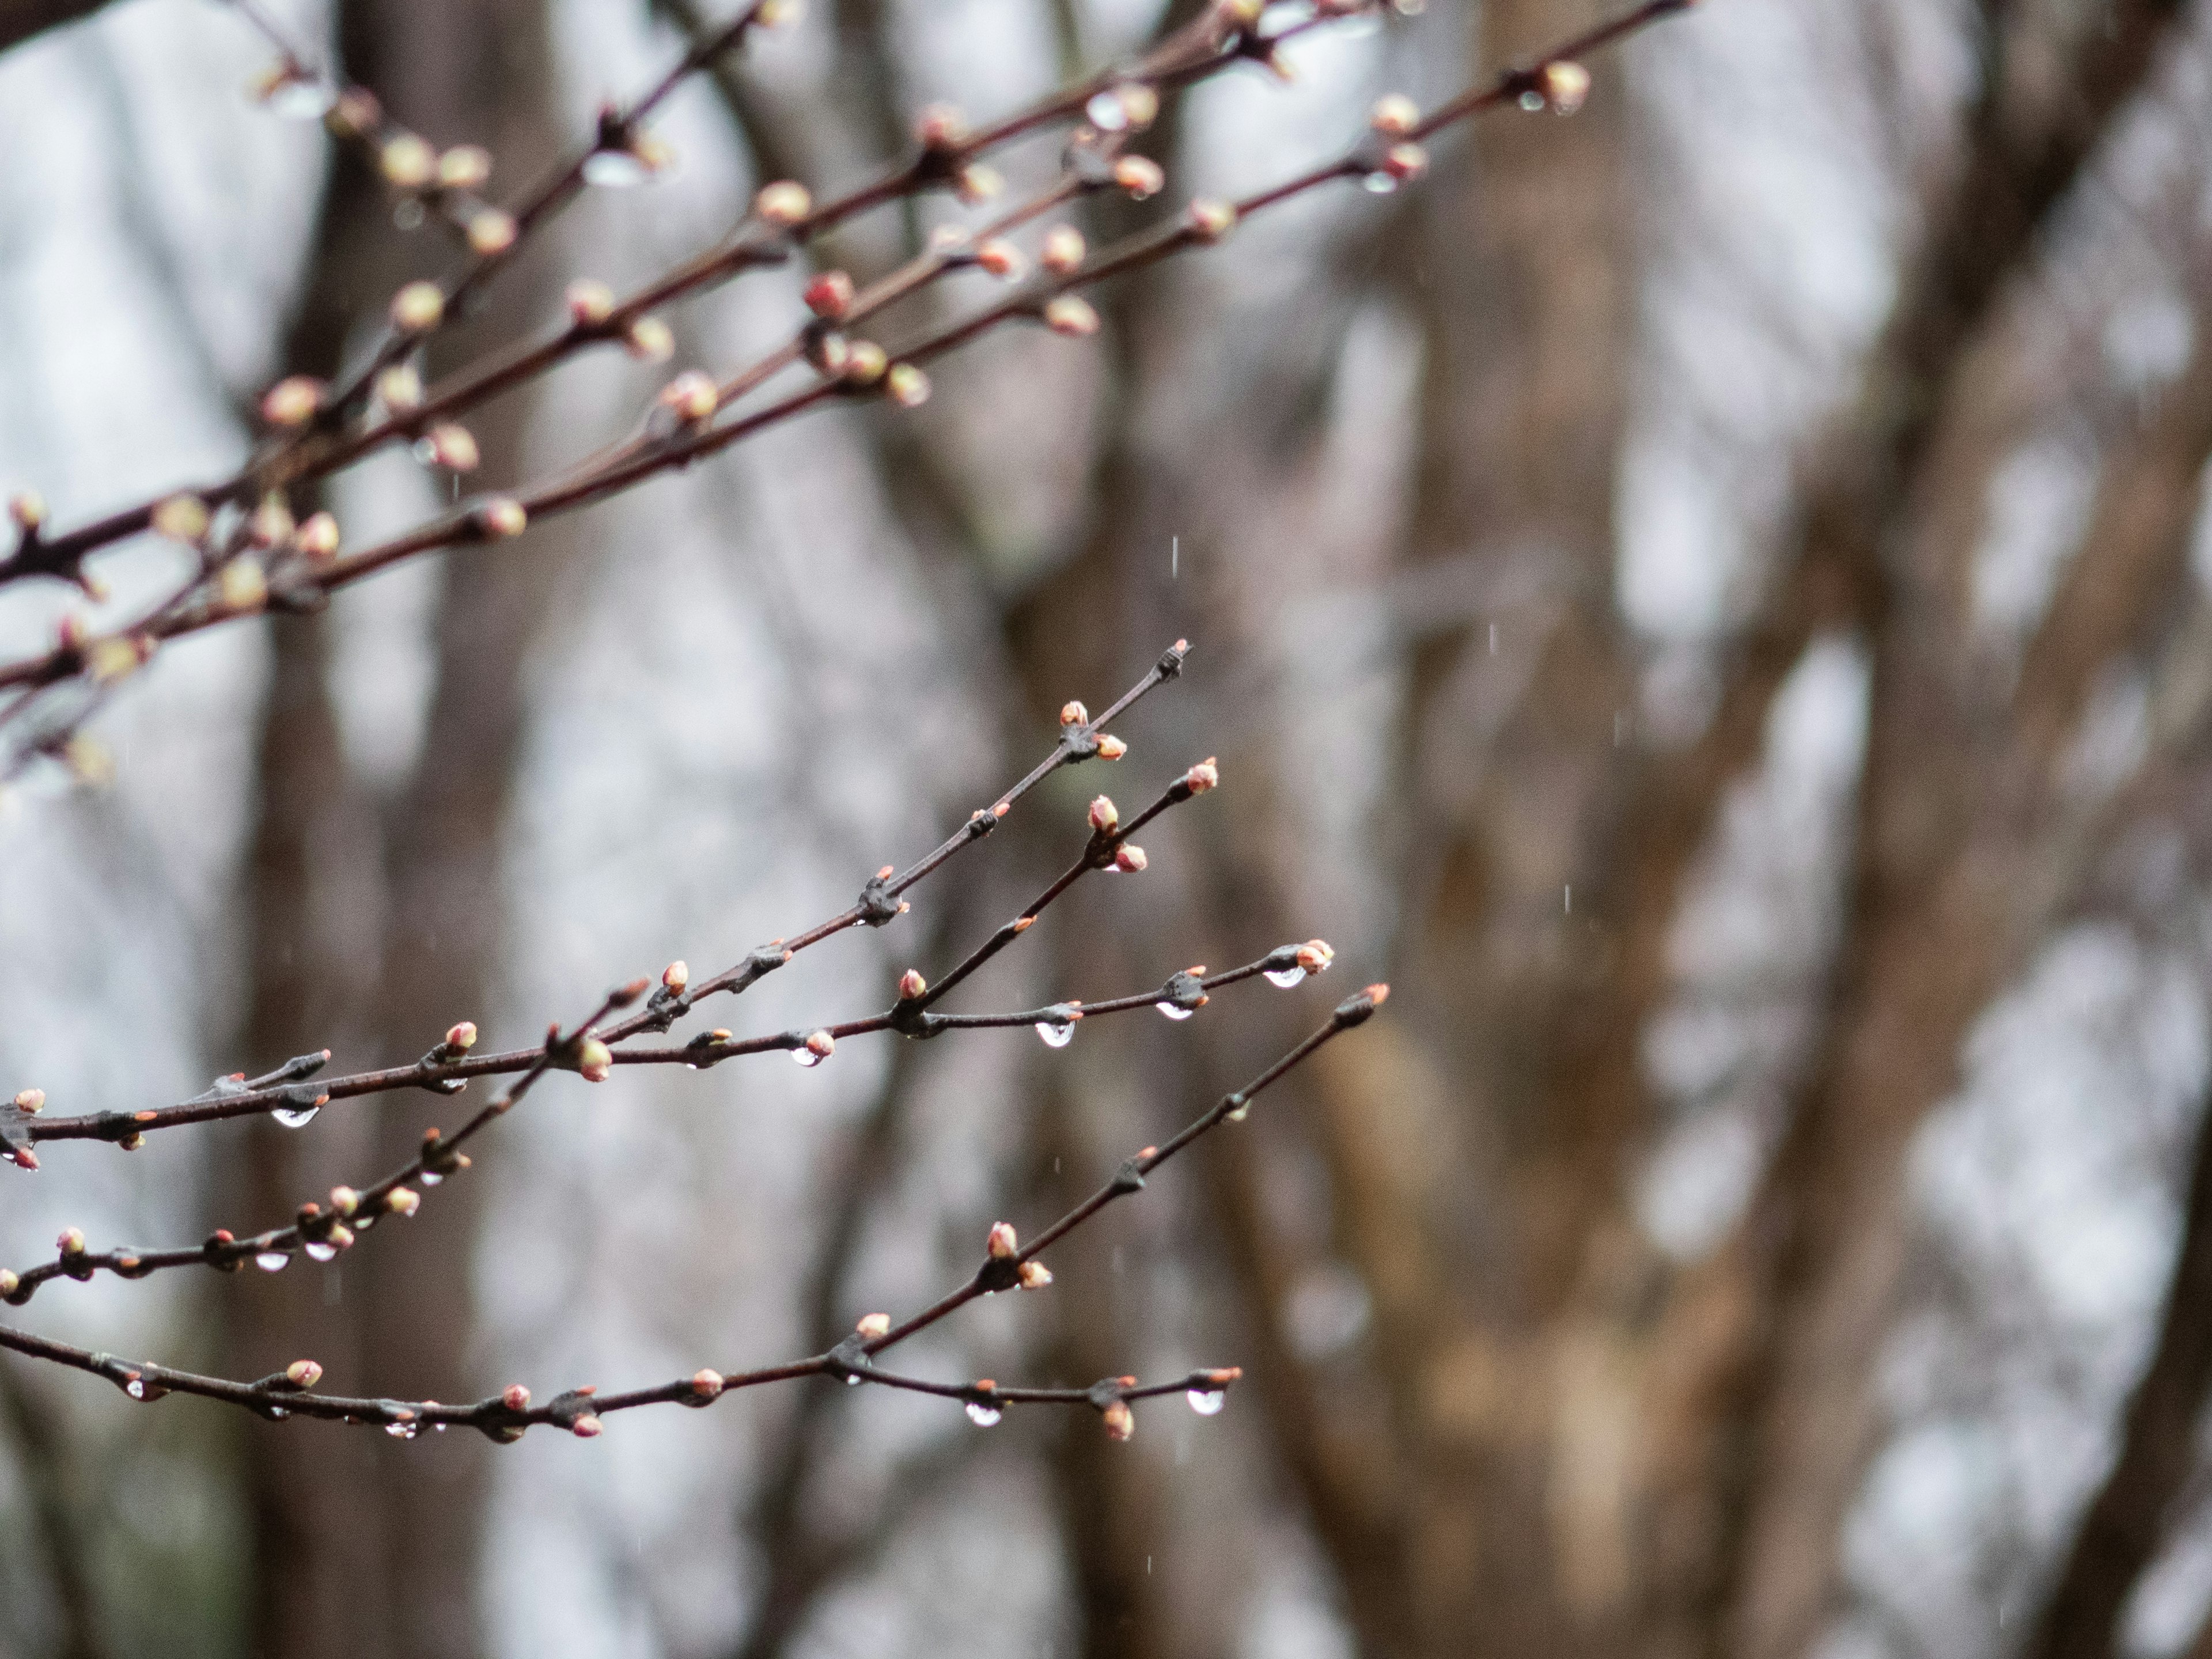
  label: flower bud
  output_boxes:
[692,1368,725,1399]
[572,1414,604,1437]
[855,1312,891,1338]
[438,145,492,191]
[1017,1260,1052,1289]
[380,133,437,189]
[1114,844,1147,874]
[954,163,1002,204]
[1296,939,1335,973]
[1041,225,1086,275]
[805,270,855,319]
[296,511,341,561]
[88,638,141,686]
[8,1146,39,1171]
[897,968,927,1001]
[6,491,41,533]
[659,370,719,423]
[329,1185,359,1216]
[467,210,519,256]
[1381,142,1426,184]
[0,1271,14,1296]
[325,1222,354,1250]
[625,316,675,362]
[1060,699,1089,726]
[260,376,325,429]
[1102,1399,1135,1441]
[14,1089,44,1115]
[1184,757,1219,792]
[391,280,445,334]
[842,340,888,384]
[1088,795,1118,833]
[474,497,527,539]
[754,181,812,226]
[915,103,967,149]
[1371,93,1420,135]
[250,495,296,547]
[976,238,1024,279]
[1115,84,1160,130]
[376,363,423,412]
[502,1384,531,1412]
[662,960,689,994]
[219,557,268,613]
[1112,156,1164,199]
[566,279,617,327]
[1096,734,1127,760]
[425,423,480,472]
[577,1037,613,1082]
[56,1227,84,1255]
[804,1030,836,1060]
[1539,60,1591,113]
[286,1359,323,1388]
[1044,295,1100,337]
[386,1187,421,1215]
[987,1221,1018,1259]
[446,1021,478,1051]
[885,363,930,407]
[152,494,209,544]
[1185,198,1237,243]
[327,86,381,138]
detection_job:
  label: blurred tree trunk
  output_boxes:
[226,1,562,1654]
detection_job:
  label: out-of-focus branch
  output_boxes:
[0,0,111,58]
[0,1363,104,1659]
[2021,1069,2212,1659]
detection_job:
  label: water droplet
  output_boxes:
[419,1170,443,1187]
[1265,966,1307,989]
[267,1406,288,1421]
[267,78,338,120]
[965,1401,1003,1427]
[126,1378,145,1399]
[1157,1003,1195,1021]
[255,1251,290,1272]
[272,1105,320,1129]
[792,1048,825,1067]
[1085,90,1128,131]
[1518,89,1545,112]
[582,149,650,188]
[433,1422,446,1432]
[1361,172,1399,195]
[304,1241,337,1263]
[385,1421,417,1439]
[1036,1020,1075,1049]
[843,1373,862,1387]
[1186,1388,1225,1416]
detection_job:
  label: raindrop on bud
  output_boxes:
[965,1400,1003,1427]
[272,1102,321,1129]
[305,1241,338,1263]
[255,1251,291,1272]
[1187,1388,1226,1416]
[1036,1018,1075,1049]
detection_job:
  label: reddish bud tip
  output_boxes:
[987,1221,1018,1260]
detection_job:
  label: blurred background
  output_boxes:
[3,0,2211,1656]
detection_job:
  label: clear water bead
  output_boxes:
[126,1378,146,1399]
[419,1170,443,1187]
[1361,173,1399,195]
[965,1401,1003,1427]
[255,1251,290,1272]
[583,149,651,188]
[792,1048,825,1068]
[1085,90,1128,132]
[1035,1020,1075,1049]
[1264,966,1307,988]
[385,1421,417,1439]
[844,1373,862,1387]
[271,1104,320,1129]
[1186,1388,1226,1416]
[1518,89,1546,112]
[268,79,338,120]
[304,1241,338,1263]
[1157,1003,1195,1021]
